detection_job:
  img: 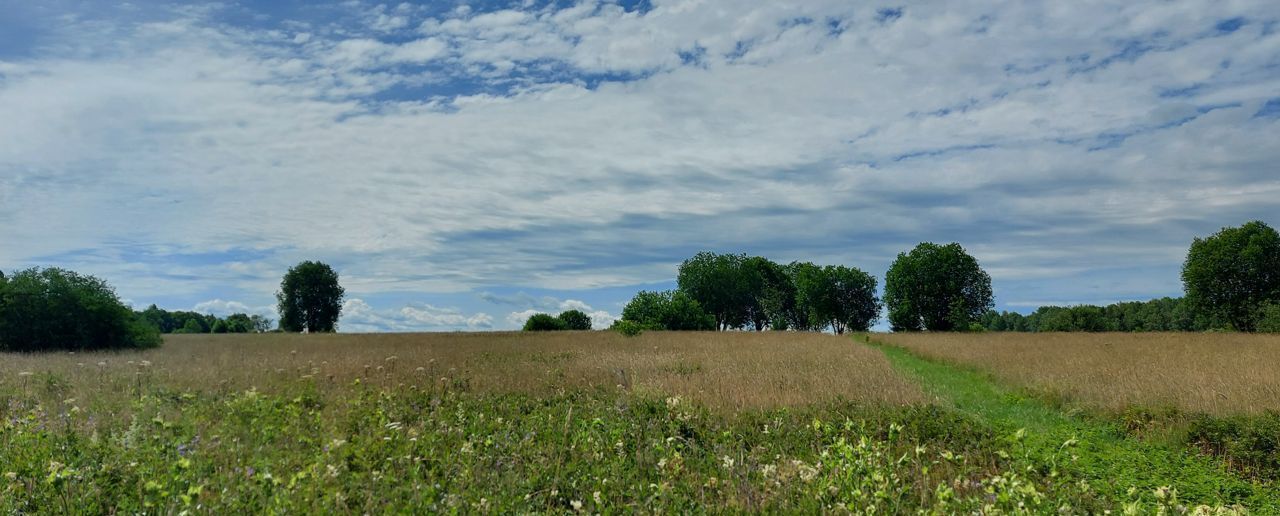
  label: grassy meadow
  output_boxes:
[1,331,1276,513]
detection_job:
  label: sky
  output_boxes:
[0,0,1277,332]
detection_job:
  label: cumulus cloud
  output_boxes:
[503,297,617,329]
[192,299,277,318]
[0,0,1277,323]
[341,298,493,333]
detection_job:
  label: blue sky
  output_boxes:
[1,0,1277,331]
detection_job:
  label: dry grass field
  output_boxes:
[878,332,1280,415]
[0,330,923,412]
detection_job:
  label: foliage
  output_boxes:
[677,252,754,330]
[556,310,592,330]
[979,297,1211,332]
[619,290,715,331]
[522,313,567,331]
[1258,303,1280,333]
[277,261,345,333]
[1182,221,1280,332]
[885,242,994,332]
[1187,412,1280,481]
[610,319,649,337]
[791,263,880,334]
[0,267,160,351]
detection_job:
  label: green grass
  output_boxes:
[867,335,1277,512]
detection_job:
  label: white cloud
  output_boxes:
[0,0,1277,317]
[341,298,492,332]
[192,299,277,318]
[505,298,616,329]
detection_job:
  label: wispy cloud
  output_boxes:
[0,1,1277,329]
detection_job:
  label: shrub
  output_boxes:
[1257,303,1280,333]
[0,267,161,351]
[557,309,592,330]
[522,313,567,331]
[611,319,648,337]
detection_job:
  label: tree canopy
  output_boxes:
[277,261,345,333]
[0,267,161,351]
[557,310,592,330]
[1182,221,1280,332]
[884,242,993,331]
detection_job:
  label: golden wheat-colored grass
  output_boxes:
[0,331,922,412]
[878,332,1280,415]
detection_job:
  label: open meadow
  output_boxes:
[2,331,1277,513]
[876,332,1280,416]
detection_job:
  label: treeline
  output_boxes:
[979,298,1204,332]
[136,305,273,334]
[612,244,994,334]
[611,253,881,333]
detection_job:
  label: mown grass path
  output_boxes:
[865,336,1279,512]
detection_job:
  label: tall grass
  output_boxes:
[0,331,923,414]
[878,332,1280,415]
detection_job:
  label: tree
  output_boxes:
[792,264,879,333]
[0,267,161,351]
[678,252,752,330]
[224,313,254,333]
[784,262,826,331]
[1182,221,1280,332]
[523,313,566,331]
[249,314,274,333]
[211,319,229,334]
[557,309,592,330]
[619,290,715,331]
[177,319,204,334]
[884,242,994,331]
[277,261,345,333]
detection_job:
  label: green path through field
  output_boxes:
[864,336,1279,512]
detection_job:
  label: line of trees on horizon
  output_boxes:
[610,243,995,334]
[3,220,1278,351]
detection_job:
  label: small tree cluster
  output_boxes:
[137,305,273,334]
[615,290,715,331]
[0,267,161,352]
[522,310,594,331]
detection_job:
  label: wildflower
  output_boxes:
[593,491,602,505]
[18,371,33,377]
[385,356,398,363]
[721,455,735,469]
[415,367,426,374]
[570,500,583,512]
[665,396,681,409]
[96,361,107,367]
[4,472,16,481]
[139,360,152,368]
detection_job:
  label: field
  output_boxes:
[877,332,1280,416]
[1,331,1276,513]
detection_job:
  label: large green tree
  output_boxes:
[277,261,345,333]
[884,242,994,331]
[557,309,592,330]
[0,267,161,351]
[619,290,715,331]
[792,264,880,334]
[1182,221,1280,332]
[678,252,752,330]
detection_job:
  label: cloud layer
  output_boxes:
[1,1,1277,330]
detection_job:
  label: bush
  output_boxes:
[611,319,648,337]
[557,310,592,330]
[619,290,715,331]
[1257,303,1280,333]
[0,267,162,351]
[522,313,567,331]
